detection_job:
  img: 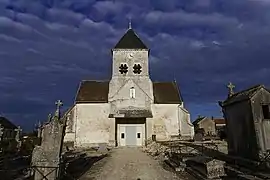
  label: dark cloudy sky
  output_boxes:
[1,0,270,131]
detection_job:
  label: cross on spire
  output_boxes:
[128,17,132,29]
[173,72,177,82]
[227,82,235,97]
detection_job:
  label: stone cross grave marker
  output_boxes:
[55,100,63,119]
[31,100,65,180]
[14,126,22,150]
[227,82,235,97]
[0,125,4,152]
[47,113,52,122]
[15,126,22,142]
[0,124,4,141]
[37,121,42,138]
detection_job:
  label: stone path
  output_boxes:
[80,147,189,180]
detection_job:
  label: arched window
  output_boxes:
[130,87,135,98]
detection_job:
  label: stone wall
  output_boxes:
[197,118,216,136]
[179,105,194,138]
[109,78,153,111]
[65,102,194,147]
[150,104,194,141]
[74,103,114,148]
[64,106,76,142]
[251,88,270,152]
[111,49,149,77]
[108,49,154,116]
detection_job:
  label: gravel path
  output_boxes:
[80,147,186,180]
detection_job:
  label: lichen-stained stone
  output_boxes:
[186,156,226,179]
[31,117,64,180]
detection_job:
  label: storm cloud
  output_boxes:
[0,0,270,131]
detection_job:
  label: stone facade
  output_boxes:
[64,27,194,148]
[31,102,65,180]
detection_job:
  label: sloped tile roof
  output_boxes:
[114,28,148,49]
[152,81,183,104]
[214,118,225,124]
[75,81,183,104]
[76,81,109,103]
[0,116,17,129]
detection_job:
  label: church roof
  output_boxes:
[76,81,109,103]
[75,81,183,104]
[113,28,148,49]
[220,84,268,107]
[0,116,17,129]
[153,81,183,104]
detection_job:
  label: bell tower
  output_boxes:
[108,24,153,114]
[110,25,150,78]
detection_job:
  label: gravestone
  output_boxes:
[31,100,65,180]
[97,143,108,155]
[194,133,203,142]
[47,113,52,123]
[15,126,22,151]
[0,125,4,141]
[186,156,226,179]
[0,125,4,152]
[36,121,43,138]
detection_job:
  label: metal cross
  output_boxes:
[48,113,52,122]
[54,100,63,120]
[55,100,63,110]
[128,17,132,29]
[227,82,235,96]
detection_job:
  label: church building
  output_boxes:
[64,26,194,147]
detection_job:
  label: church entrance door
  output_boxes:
[116,118,146,147]
[126,126,137,146]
